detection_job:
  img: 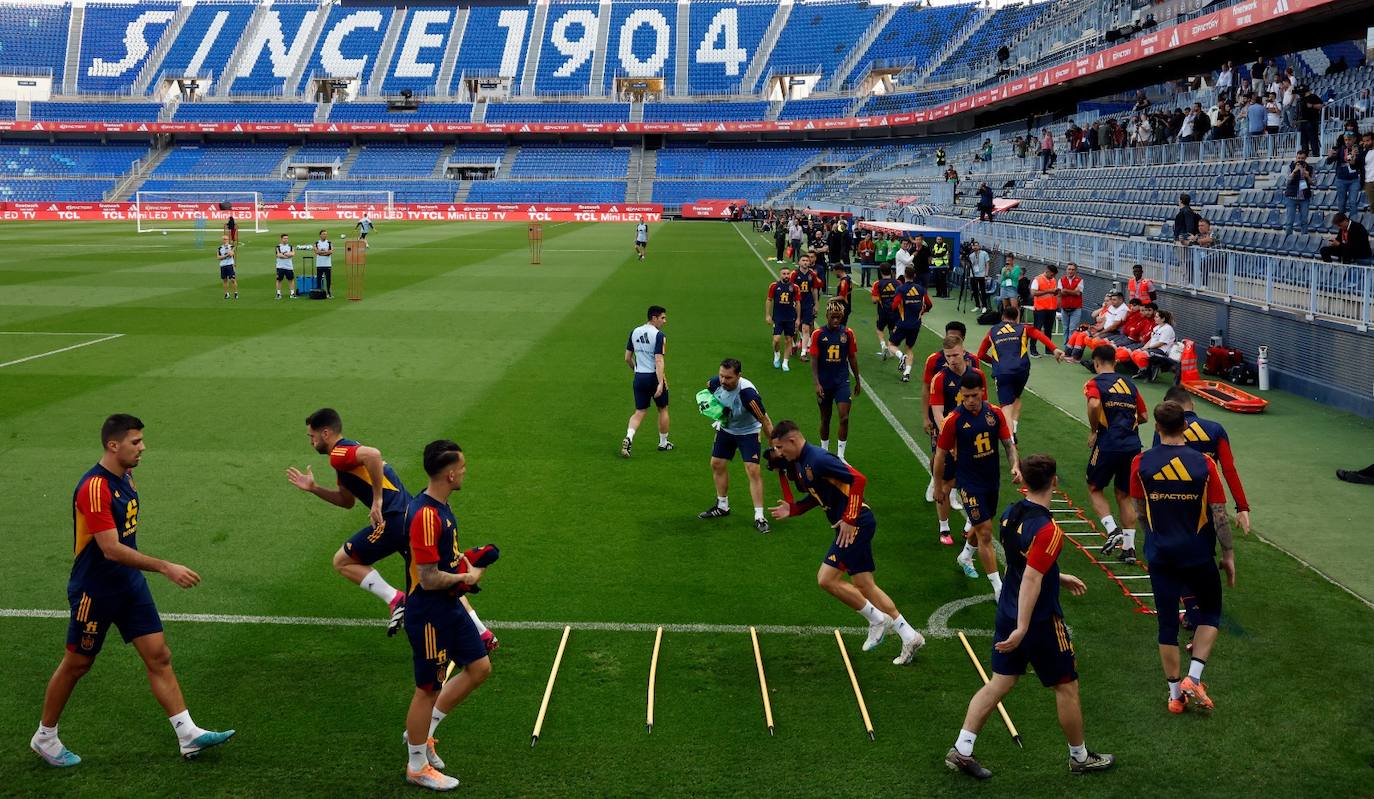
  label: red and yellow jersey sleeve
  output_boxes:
[329,444,360,470]
[922,353,941,385]
[935,412,958,450]
[844,329,857,356]
[75,475,116,533]
[1204,455,1228,505]
[808,328,822,357]
[1083,379,1101,400]
[409,505,442,565]
[1129,453,1146,499]
[1024,518,1064,573]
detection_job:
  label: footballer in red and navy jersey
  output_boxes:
[809,302,860,457]
[935,389,1014,526]
[767,421,926,665]
[288,408,413,634]
[976,305,1062,408]
[35,414,234,768]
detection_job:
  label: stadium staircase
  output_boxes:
[628,101,644,122]
[434,8,469,98]
[674,1,690,96]
[336,146,361,178]
[496,146,519,179]
[365,8,408,97]
[213,3,267,96]
[742,0,792,95]
[455,179,473,201]
[132,3,193,95]
[277,144,303,177]
[62,4,84,95]
[285,179,308,202]
[314,102,330,123]
[284,7,331,98]
[519,1,551,97]
[826,3,899,93]
[159,96,179,121]
[912,4,995,83]
[764,100,783,121]
[588,0,613,97]
[470,101,487,122]
[627,144,657,203]
[14,100,28,121]
[112,144,173,202]
[434,144,457,178]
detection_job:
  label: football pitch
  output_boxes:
[1,219,1372,798]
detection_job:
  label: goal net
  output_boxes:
[134,191,263,234]
[303,190,394,221]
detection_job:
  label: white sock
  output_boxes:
[783,357,789,366]
[939,519,951,532]
[961,542,976,560]
[467,607,488,636]
[428,708,447,738]
[407,740,428,772]
[837,440,847,459]
[33,723,60,751]
[753,506,764,521]
[1069,743,1088,763]
[169,710,205,746]
[955,729,978,756]
[1122,528,1136,549]
[964,519,973,533]
[820,439,829,452]
[891,614,918,643]
[903,363,912,376]
[361,569,400,604]
[717,496,729,511]
[1168,678,1182,700]
[1188,657,1206,681]
[857,601,887,625]
[1101,515,1118,534]
[658,432,669,446]
[987,572,1003,595]
[625,427,636,441]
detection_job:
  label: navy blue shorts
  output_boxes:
[772,319,797,337]
[342,512,410,566]
[66,580,163,658]
[991,613,1077,687]
[404,604,487,691]
[888,325,920,348]
[1086,447,1138,492]
[276,267,294,281]
[632,372,669,411]
[822,514,877,575]
[995,370,1029,405]
[801,308,816,326]
[875,311,892,332]
[711,429,761,464]
[818,381,852,407]
[1150,560,1222,645]
[219,265,236,279]
[958,486,1000,525]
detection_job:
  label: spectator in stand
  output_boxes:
[1262,58,1278,86]
[1187,102,1211,142]
[1168,108,1185,142]
[1133,91,1150,113]
[1363,131,1374,216]
[1320,213,1373,264]
[1263,92,1283,135]
[1243,92,1266,145]
[1190,218,1217,248]
[968,242,991,312]
[945,166,960,197]
[1282,149,1315,236]
[1327,131,1365,216]
[936,147,947,166]
[1029,264,1059,357]
[1013,136,1028,160]
[1058,262,1084,345]
[1325,55,1349,75]
[1210,102,1236,141]
[995,254,1023,313]
[975,139,993,162]
[1298,85,1323,155]
[1133,115,1152,147]
[977,182,994,222]
[1216,62,1234,103]
[1040,128,1056,173]
[1172,194,1201,242]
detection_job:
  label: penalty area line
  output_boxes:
[0,333,124,369]
[0,607,993,638]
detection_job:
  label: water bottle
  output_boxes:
[1257,345,1270,391]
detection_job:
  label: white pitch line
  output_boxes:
[1114,575,1152,580]
[0,333,124,369]
[0,607,991,638]
[0,331,124,336]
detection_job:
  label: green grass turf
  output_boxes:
[1,220,1372,797]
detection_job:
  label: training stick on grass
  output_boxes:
[749,626,775,736]
[957,631,1022,748]
[647,626,663,733]
[531,625,571,747]
[834,630,875,741]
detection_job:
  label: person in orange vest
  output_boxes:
[1029,265,1060,357]
[1127,264,1156,303]
[1058,263,1085,347]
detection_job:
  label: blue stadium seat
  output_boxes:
[686,1,774,95]
[642,102,767,122]
[467,180,625,202]
[0,3,71,85]
[349,143,445,178]
[151,2,256,91]
[78,1,179,93]
[153,143,291,176]
[31,102,161,122]
[173,103,316,122]
[510,144,629,178]
[0,142,149,176]
[294,4,395,95]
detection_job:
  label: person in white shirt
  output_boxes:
[788,219,804,263]
[622,305,671,458]
[274,233,295,299]
[1137,309,1178,382]
[1091,291,1128,334]
[967,242,991,312]
[634,222,649,261]
[216,235,237,300]
[894,238,915,277]
[314,229,334,298]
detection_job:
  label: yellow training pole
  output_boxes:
[957,631,1022,748]
[647,626,663,733]
[531,625,571,747]
[834,630,875,741]
[749,627,775,735]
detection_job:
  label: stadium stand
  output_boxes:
[0,142,149,176]
[0,3,70,84]
[510,144,630,178]
[377,8,459,96]
[685,0,774,95]
[846,3,980,85]
[173,102,316,122]
[776,97,852,120]
[600,0,678,93]
[449,4,529,94]
[467,180,625,202]
[150,2,255,90]
[294,4,395,95]
[347,142,446,178]
[485,103,631,123]
[0,178,118,201]
[77,1,179,93]
[300,178,457,202]
[327,103,474,122]
[136,178,294,201]
[152,143,290,176]
[641,101,768,121]
[927,3,1047,82]
[758,0,881,90]
[656,143,821,178]
[225,2,323,96]
[30,102,161,121]
[651,179,787,205]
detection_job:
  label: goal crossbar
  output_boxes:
[135,191,263,234]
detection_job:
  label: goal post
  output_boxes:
[134,191,263,234]
[302,190,394,221]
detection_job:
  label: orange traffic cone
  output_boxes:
[1179,340,1200,384]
